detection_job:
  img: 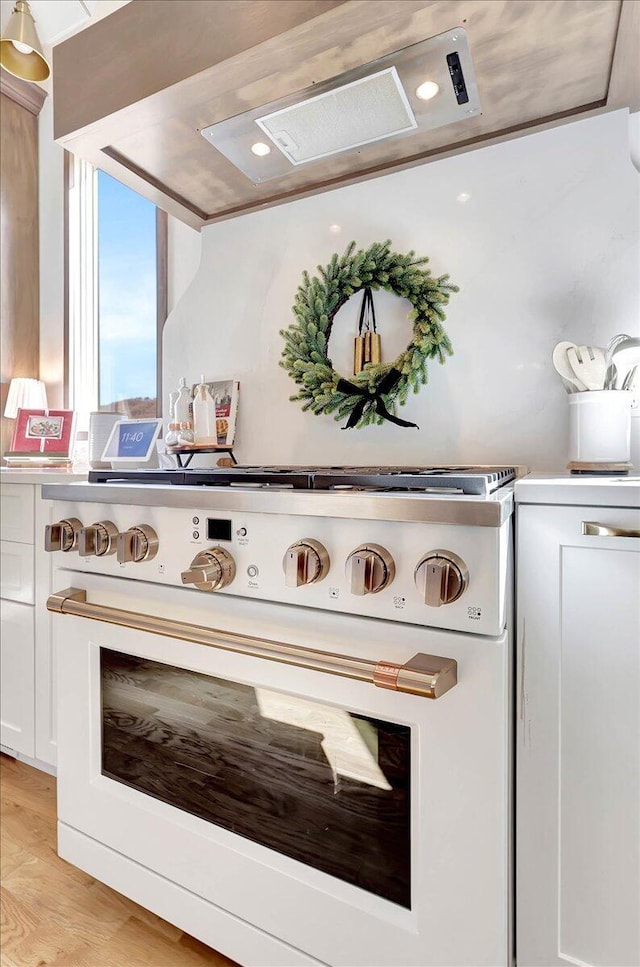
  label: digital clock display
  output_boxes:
[116,422,159,457]
[102,418,163,463]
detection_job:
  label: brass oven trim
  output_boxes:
[47,587,457,701]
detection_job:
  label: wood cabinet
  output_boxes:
[0,69,45,461]
[516,490,640,967]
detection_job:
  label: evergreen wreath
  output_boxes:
[280,239,458,429]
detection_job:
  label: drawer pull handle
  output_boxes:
[47,587,457,700]
[582,521,640,539]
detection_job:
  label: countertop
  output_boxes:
[515,472,640,508]
[0,468,88,486]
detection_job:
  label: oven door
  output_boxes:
[51,569,510,967]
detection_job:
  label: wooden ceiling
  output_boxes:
[53,0,639,230]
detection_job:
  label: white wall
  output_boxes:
[163,110,640,471]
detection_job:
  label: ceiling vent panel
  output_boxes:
[200,28,480,184]
[255,67,417,165]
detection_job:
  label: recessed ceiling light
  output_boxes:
[415,81,439,101]
[457,192,471,203]
[251,142,271,157]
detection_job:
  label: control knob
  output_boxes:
[78,520,119,557]
[181,548,236,591]
[283,539,330,587]
[44,517,82,552]
[345,544,395,596]
[117,525,159,564]
[415,550,469,607]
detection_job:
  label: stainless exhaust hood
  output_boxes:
[200,28,480,184]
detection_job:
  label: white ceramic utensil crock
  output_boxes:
[568,391,633,463]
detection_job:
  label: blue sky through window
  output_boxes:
[97,171,157,407]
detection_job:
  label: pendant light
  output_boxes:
[0,1,50,83]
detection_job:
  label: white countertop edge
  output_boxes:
[515,472,640,508]
[0,468,88,486]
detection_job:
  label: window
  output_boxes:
[66,156,167,428]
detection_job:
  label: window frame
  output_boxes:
[63,151,168,421]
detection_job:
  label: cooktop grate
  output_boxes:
[88,466,516,497]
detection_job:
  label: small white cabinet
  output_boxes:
[0,472,86,769]
[0,482,36,756]
[516,476,640,967]
[0,599,35,757]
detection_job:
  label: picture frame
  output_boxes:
[7,408,76,460]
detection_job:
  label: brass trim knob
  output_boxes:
[415,550,469,607]
[345,544,395,596]
[181,548,236,591]
[78,521,119,557]
[283,539,330,587]
[44,517,82,553]
[117,525,159,564]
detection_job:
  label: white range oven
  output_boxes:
[42,466,515,967]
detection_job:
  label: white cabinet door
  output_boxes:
[0,599,35,757]
[0,483,34,543]
[0,540,35,603]
[517,504,640,967]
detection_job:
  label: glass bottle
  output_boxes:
[174,377,192,426]
[193,375,217,445]
[165,391,180,447]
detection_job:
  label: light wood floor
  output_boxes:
[0,755,239,967]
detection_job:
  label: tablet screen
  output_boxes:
[101,419,162,462]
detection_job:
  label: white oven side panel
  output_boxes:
[53,571,510,967]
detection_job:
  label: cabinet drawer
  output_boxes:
[0,599,35,758]
[0,484,34,544]
[0,540,35,604]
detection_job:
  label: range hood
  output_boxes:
[200,29,480,184]
[51,0,637,230]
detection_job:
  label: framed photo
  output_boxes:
[101,418,163,463]
[8,408,76,457]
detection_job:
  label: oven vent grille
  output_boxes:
[255,67,417,165]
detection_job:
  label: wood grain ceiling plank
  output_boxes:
[53,0,347,140]
[53,0,623,227]
[101,0,620,217]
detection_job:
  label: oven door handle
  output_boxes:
[47,587,457,700]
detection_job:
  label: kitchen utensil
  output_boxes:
[605,332,632,358]
[621,364,638,392]
[605,333,631,389]
[604,361,618,390]
[552,341,587,393]
[566,345,607,391]
[609,337,640,388]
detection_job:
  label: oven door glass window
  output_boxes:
[101,649,411,907]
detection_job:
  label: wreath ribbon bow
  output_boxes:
[336,369,419,430]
